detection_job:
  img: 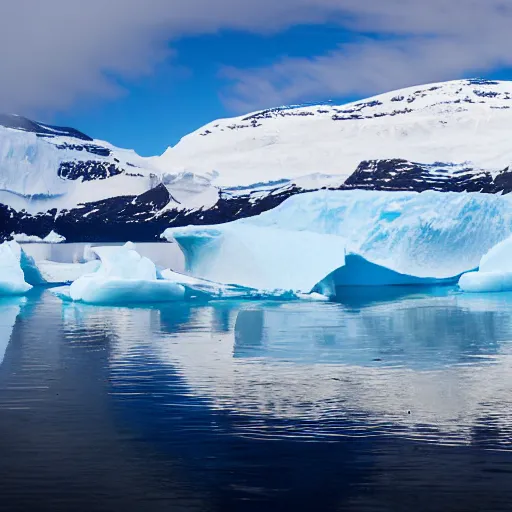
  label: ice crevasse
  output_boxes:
[162,189,512,292]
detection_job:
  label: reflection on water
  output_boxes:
[2,288,512,510]
[0,297,25,366]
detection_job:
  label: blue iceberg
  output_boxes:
[163,189,499,293]
[0,241,32,296]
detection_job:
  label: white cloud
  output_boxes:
[1,0,512,114]
[221,1,512,110]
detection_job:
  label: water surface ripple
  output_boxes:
[1,288,512,511]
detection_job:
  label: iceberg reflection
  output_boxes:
[145,291,512,446]
[0,296,25,367]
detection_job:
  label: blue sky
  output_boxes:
[2,1,512,156]
[52,25,366,156]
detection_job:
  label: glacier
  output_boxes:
[163,189,512,293]
[0,120,158,214]
[459,234,512,292]
[0,241,32,296]
[51,242,185,305]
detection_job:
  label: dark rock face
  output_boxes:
[0,114,92,141]
[4,157,512,244]
[0,181,309,243]
[58,161,124,181]
[344,159,512,194]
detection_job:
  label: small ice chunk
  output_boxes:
[10,231,66,244]
[458,271,512,293]
[10,232,43,243]
[459,234,512,292]
[43,231,66,243]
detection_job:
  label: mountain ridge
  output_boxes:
[2,78,512,242]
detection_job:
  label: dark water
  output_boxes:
[2,287,512,511]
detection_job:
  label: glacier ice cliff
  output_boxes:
[163,189,512,292]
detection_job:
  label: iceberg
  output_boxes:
[162,224,347,293]
[163,190,507,292]
[459,235,512,292]
[52,242,185,305]
[43,231,66,243]
[0,241,32,296]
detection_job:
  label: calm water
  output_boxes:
[2,287,512,511]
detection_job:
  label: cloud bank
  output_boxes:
[1,0,511,114]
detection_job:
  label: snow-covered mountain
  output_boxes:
[156,78,512,187]
[2,78,512,242]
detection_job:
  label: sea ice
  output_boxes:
[0,241,32,296]
[161,269,329,301]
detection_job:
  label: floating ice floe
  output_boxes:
[51,242,185,305]
[10,230,66,243]
[0,241,32,296]
[36,260,101,285]
[160,269,329,301]
[459,235,512,292]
